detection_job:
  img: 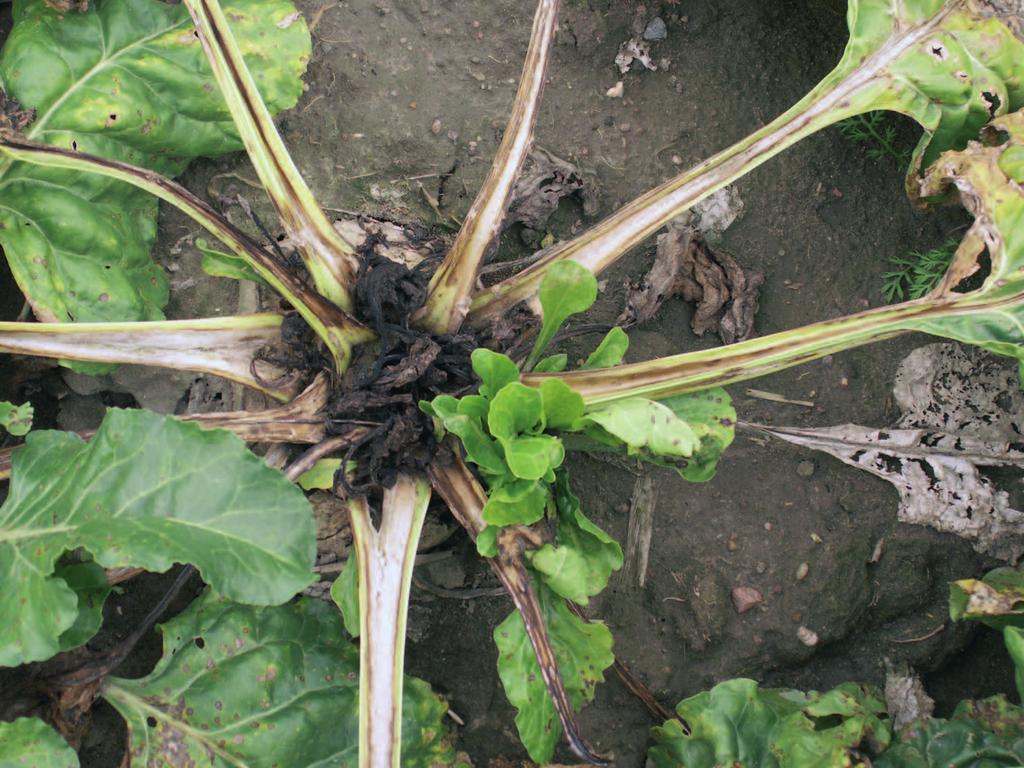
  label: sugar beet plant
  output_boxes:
[0,0,1023,765]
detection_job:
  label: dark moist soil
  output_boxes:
[1,0,1018,766]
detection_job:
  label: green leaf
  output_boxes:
[457,394,490,421]
[438,412,507,476]
[649,679,797,768]
[539,379,584,431]
[488,382,543,442]
[330,552,360,639]
[197,238,271,287]
[534,353,568,373]
[494,582,614,764]
[582,327,629,369]
[54,560,112,651]
[0,409,316,666]
[658,388,736,481]
[950,567,1024,629]
[1000,146,1024,184]
[103,592,466,768]
[578,397,697,458]
[527,261,598,369]
[471,348,520,399]
[1005,626,1024,703]
[424,396,502,472]
[296,459,344,491]
[527,471,623,605]
[876,718,1024,768]
[824,1,1024,187]
[771,683,890,766]
[953,695,1024,743]
[476,525,498,558]
[482,479,549,527]
[904,112,1024,370]
[504,435,564,481]
[0,0,310,323]
[0,400,32,436]
[0,717,78,768]
[649,679,890,768]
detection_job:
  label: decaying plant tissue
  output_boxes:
[752,344,1024,562]
[505,148,595,248]
[615,38,657,73]
[619,222,764,343]
[884,666,935,731]
[682,186,746,243]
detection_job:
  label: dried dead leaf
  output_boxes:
[750,422,1024,562]
[331,216,444,269]
[619,224,763,342]
[615,38,657,73]
[884,667,934,731]
[751,344,1024,562]
[505,148,595,248]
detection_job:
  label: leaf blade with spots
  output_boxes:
[494,581,615,765]
[527,470,623,605]
[649,679,890,768]
[102,593,467,768]
[0,0,310,323]
[0,409,316,667]
[0,717,79,768]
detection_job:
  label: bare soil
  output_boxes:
[1,0,1018,765]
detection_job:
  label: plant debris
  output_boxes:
[750,422,1024,562]
[332,216,446,270]
[680,186,746,243]
[615,38,657,73]
[884,667,935,731]
[505,148,595,249]
[328,255,477,489]
[619,224,764,343]
[746,344,1024,563]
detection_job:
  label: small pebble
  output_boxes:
[731,586,764,614]
[810,532,823,544]
[796,460,815,478]
[764,522,773,532]
[643,16,668,41]
[618,122,632,132]
[727,532,738,552]
[430,118,442,135]
[755,561,767,574]
[671,154,683,165]
[605,80,624,98]
[797,626,819,646]
[796,562,809,580]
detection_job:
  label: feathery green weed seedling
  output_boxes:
[882,237,960,302]
[0,0,1023,765]
[838,110,913,166]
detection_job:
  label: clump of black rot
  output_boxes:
[327,255,476,490]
